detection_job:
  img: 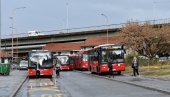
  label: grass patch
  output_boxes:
[124,61,170,77]
[124,55,170,79]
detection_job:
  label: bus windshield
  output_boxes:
[29,52,53,68]
[55,56,69,65]
[82,54,88,61]
[101,50,125,63]
[69,57,74,64]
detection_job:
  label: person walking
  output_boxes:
[108,61,113,78]
[55,61,61,77]
[108,56,114,78]
[131,56,139,76]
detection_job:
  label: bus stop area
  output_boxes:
[81,71,170,95]
[1,70,170,96]
[0,70,27,97]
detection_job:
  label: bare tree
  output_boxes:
[120,21,144,56]
[120,21,170,60]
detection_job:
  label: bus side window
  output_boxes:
[94,56,98,61]
[89,56,92,62]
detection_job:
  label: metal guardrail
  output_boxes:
[1,44,46,50]
[2,18,170,39]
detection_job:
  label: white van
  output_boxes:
[19,60,28,70]
[28,31,44,36]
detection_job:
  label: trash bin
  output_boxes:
[0,63,10,75]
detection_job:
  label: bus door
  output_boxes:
[89,50,99,73]
[100,48,110,73]
[69,56,75,70]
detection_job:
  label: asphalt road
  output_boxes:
[56,71,170,97]
[15,76,72,97]
[15,71,170,97]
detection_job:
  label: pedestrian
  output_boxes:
[108,57,114,78]
[131,56,139,76]
[108,61,113,78]
[35,63,40,78]
[55,61,61,77]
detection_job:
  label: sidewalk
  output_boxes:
[113,74,170,95]
[0,70,27,97]
[81,71,170,95]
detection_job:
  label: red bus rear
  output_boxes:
[54,55,73,71]
[74,50,89,70]
[88,44,126,74]
[28,51,53,78]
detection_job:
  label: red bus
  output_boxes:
[54,55,73,71]
[69,54,76,69]
[74,50,89,70]
[28,51,53,77]
[88,44,126,74]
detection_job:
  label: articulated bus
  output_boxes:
[54,55,73,71]
[74,50,89,70]
[28,51,53,77]
[88,44,126,74]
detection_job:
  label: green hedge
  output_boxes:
[125,55,149,66]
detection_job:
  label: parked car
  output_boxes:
[159,57,168,62]
[11,62,19,70]
[19,60,28,70]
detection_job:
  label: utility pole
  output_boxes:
[66,1,69,33]
[9,16,14,64]
[10,7,26,63]
[101,13,109,44]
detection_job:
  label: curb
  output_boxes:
[9,76,28,97]
[75,70,170,95]
[112,78,170,95]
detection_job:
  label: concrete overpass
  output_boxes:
[1,25,120,58]
[2,18,169,58]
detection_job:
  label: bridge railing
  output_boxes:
[2,18,170,39]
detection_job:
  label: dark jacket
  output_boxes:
[132,59,139,69]
[108,61,112,70]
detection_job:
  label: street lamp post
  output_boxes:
[9,16,14,64]
[101,13,109,44]
[66,2,69,33]
[10,6,26,63]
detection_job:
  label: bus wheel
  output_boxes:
[28,76,31,79]
[117,71,121,75]
[91,71,94,74]
[49,75,53,78]
[89,66,92,71]
[98,72,102,76]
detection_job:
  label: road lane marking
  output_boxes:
[41,94,52,97]
[55,94,63,97]
[40,82,47,86]
[29,79,37,82]
[29,87,60,92]
[49,82,54,86]
[28,78,64,97]
[41,94,63,97]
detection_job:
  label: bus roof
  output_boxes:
[31,50,48,52]
[53,54,69,57]
[94,44,123,48]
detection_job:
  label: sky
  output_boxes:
[1,0,170,37]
